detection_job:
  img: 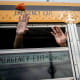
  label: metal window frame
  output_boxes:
[42,77,73,80]
[0,23,66,28]
[0,23,75,80]
[0,47,68,54]
[67,23,80,80]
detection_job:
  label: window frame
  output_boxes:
[0,23,74,80]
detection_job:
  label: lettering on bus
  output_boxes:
[15,10,52,16]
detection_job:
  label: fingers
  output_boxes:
[51,25,63,34]
[19,16,21,22]
[26,16,30,24]
[23,13,28,19]
[21,13,29,22]
[56,26,63,33]
[51,26,61,34]
[22,13,26,19]
[23,28,29,34]
[25,13,28,18]
[54,25,59,33]
[50,32,55,37]
[51,27,56,34]
[25,28,29,31]
[51,25,63,37]
[51,26,60,35]
[51,27,57,37]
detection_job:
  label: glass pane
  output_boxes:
[0,24,67,49]
[0,50,73,80]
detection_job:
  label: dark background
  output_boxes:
[0,27,65,49]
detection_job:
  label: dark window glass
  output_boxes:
[0,27,66,49]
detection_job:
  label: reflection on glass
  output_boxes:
[0,51,73,80]
[77,26,80,41]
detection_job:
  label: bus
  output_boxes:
[0,1,80,80]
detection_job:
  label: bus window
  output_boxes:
[0,23,73,80]
[0,48,73,80]
[0,23,67,49]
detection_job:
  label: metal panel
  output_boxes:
[42,77,73,80]
[0,47,68,54]
[0,24,66,28]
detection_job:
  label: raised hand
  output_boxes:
[16,13,30,35]
[51,26,68,46]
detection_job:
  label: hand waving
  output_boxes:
[51,26,68,46]
[16,13,30,35]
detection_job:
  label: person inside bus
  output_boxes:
[14,13,68,48]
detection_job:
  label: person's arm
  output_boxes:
[14,13,30,48]
[14,34,23,48]
[51,26,68,47]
